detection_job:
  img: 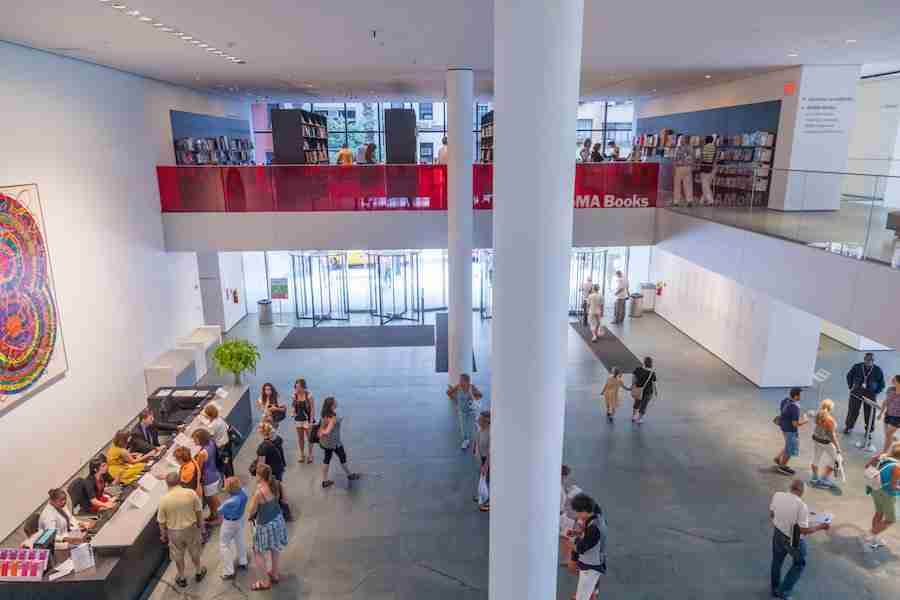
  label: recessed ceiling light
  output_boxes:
[845,39,857,44]
[788,52,799,57]
[153,22,164,27]
[704,74,712,79]
[172,31,184,36]
[138,16,152,22]
[651,88,657,92]
[191,40,202,45]
[99,0,113,3]
[213,50,225,55]
[160,26,173,32]
[206,47,217,52]
[111,3,127,8]
[198,43,208,48]
[181,35,193,40]
[125,9,140,17]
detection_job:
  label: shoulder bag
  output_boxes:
[631,369,654,401]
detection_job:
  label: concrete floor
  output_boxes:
[146,312,900,600]
[667,201,900,268]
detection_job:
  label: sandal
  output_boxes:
[251,581,271,591]
[268,572,280,584]
[322,480,334,488]
[298,455,306,463]
[479,504,490,512]
[306,456,314,464]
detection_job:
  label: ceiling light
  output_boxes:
[139,16,152,22]
[181,35,193,40]
[704,74,712,79]
[125,9,140,17]
[153,22,164,27]
[213,50,225,55]
[111,3,127,8]
[846,39,857,44]
[788,52,799,57]
[191,40,202,45]
[198,43,208,48]
[206,47,217,52]
[99,0,112,3]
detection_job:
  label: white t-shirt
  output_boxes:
[614,276,630,299]
[39,502,79,542]
[436,145,448,165]
[200,415,230,448]
[581,281,593,300]
[587,291,604,315]
[770,491,809,538]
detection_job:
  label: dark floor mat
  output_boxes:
[435,313,477,373]
[570,322,642,372]
[277,325,435,349]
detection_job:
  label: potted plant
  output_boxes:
[212,339,260,385]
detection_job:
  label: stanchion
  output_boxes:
[851,392,880,453]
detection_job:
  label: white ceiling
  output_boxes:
[3,0,900,101]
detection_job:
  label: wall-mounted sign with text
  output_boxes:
[270,278,289,300]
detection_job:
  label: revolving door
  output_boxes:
[569,249,606,315]
[368,251,424,325]
[291,251,350,326]
[477,249,494,320]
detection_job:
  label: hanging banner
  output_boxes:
[270,278,289,300]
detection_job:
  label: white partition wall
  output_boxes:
[652,249,820,387]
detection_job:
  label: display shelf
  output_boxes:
[271,108,330,165]
[479,110,494,163]
[174,136,254,166]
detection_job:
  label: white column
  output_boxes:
[447,68,474,382]
[491,2,584,600]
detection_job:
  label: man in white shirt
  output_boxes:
[436,136,449,165]
[587,285,605,342]
[38,489,94,545]
[769,480,830,599]
[612,271,629,324]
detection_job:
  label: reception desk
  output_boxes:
[0,384,251,600]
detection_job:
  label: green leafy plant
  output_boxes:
[212,339,260,385]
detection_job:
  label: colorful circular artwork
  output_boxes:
[0,193,57,394]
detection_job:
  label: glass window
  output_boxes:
[420,142,434,164]
[328,131,346,163]
[577,118,593,131]
[419,102,433,120]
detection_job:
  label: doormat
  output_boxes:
[435,313,477,373]
[569,322,642,372]
[277,325,435,349]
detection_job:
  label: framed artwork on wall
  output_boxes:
[0,183,68,417]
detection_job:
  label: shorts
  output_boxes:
[811,441,837,467]
[168,525,202,565]
[872,488,898,523]
[323,445,347,465]
[782,431,799,457]
[203,478,222,498]
[885,415,900,428]
[588,314,602,330]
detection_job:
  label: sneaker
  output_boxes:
[777,465,795,475]
[842,428,852,435]
[195,567,207,582]
[635,417,644,425]
[461,439,470,450]
[221,573,236,581]
[808,477,819,486]
[870,537,886,550]
[175,576,188,588]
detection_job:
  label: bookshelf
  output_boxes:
[634,129,776,206]
[174,136,254,166]
[479,111,494,163]
[271,108,329,165]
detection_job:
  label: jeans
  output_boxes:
[219,518,247,576]
[771,529,806,596]
[458,405,475,443]
[845,391,874,433]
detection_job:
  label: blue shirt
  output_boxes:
[780,398,800,433]
[220,489,248,521]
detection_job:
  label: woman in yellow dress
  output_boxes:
[107,431,157,485]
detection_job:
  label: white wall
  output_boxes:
[0,41,249,537]
[163,208,656,252]
[821,320,892,351]
[845,75,900,205]
[656,209,900,351]
[652,249,820,387]
[198,252,248,332]
[219,252,248,330]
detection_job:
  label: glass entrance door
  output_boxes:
[569,249,606,315]
[368,251,424,325]
[476,249,494,320]
[291,251,350,326]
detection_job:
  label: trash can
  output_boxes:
[629,293,644,318]
[258,299,273,325]
[640,283,657,312]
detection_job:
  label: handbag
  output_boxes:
[308,421,320,445]
[631,369,654,401]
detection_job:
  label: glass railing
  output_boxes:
[157,163,660,212]
[660,165,900,269]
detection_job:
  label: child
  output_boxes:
[600,367,630,423]
[473,411,491,512]
[569,493,608,600]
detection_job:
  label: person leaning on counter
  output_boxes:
[38,489,95,545]
[68,457,118,514]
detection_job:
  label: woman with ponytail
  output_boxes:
[247,463,288,591]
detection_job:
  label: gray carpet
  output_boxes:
[569,321,642,372]
[435,312,477,373]
[277,325,435,349]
